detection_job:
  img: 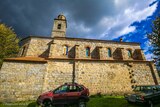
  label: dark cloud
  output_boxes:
[62,0,115,26]
[0,0,58,37]
[0,0,159,40]
[0,0,117,38]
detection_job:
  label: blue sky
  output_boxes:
[113,0,160,61]
[0,0,159,60]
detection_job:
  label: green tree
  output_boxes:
[148,15,160,71]
[0,23,20,67]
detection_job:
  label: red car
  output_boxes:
[37,83,89,107]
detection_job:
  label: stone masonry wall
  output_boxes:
[0,60,159,102]
[0,61,46,102]
[75,61,159,95]
[50,39,145,60]
[19,37,146,61]
[43,60,159,95]
[25,38,52,57]
[43,60,73,92]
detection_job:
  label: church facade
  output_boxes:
[0,14,159,102]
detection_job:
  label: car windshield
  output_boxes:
[141,86,152,91]
[54,85,69,94]
[134,86,141,91]
[134,86,152,93]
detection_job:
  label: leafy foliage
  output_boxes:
[148,15,160,70]
[0,23,20,67]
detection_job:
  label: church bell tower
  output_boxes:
[51,14,67,38]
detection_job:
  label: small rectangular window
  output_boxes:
[108,48,112,57]
[64,45,68,55]
[86,47,90,57]
[57,24,61,29]
[128,50,132,58]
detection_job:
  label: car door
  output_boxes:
[151,86,160,103]
[156,86,160,103]
[52,85,69,105]
[66,85,81,104]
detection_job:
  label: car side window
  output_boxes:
[152,86,157,91]
[54,85,69,94]
[141,86,151,91]
[69,85,78,92]
[156,86,160,91]
[68,85,84,92]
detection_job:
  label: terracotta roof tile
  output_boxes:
[4,57,47,63]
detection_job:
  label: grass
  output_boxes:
[0,96,160,107]
[0,101,35,107]
[87,96,142,107]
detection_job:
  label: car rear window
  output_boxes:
[78,85,84,91]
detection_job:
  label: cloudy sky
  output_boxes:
[0,0,160,60]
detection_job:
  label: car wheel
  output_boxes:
[127,100,133,104]
[43,99,53,107]
[148,100,153,107]
[78,100,86,107]
[36,104,42,107]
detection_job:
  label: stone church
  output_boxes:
[0,14,159,102]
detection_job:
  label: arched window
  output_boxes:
[128,49,132,58]
[57,24,61,29]
[86,47,90,57]
[108,48,112,57]
[64,45,68,55]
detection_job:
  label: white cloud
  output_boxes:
[142,40,154,61]
[145,53,153,61]
[119,26,136,36]
[62,0,158,40]
[67,21,92,38]
[97,1,158,39]
[142,34,148,39]
[143,40,152,53]
[126,3,157,22]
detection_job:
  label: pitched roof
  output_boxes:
[54,37,140,45]
[21,36,140,45]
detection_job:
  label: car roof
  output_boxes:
[136,85,160,87]
[64,82,80,85]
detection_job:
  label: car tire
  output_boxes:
[148,100,153,107]
[127,100,133,104]
[78,99,86,107]
[43,99,53,107]
[36,104,42,107]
